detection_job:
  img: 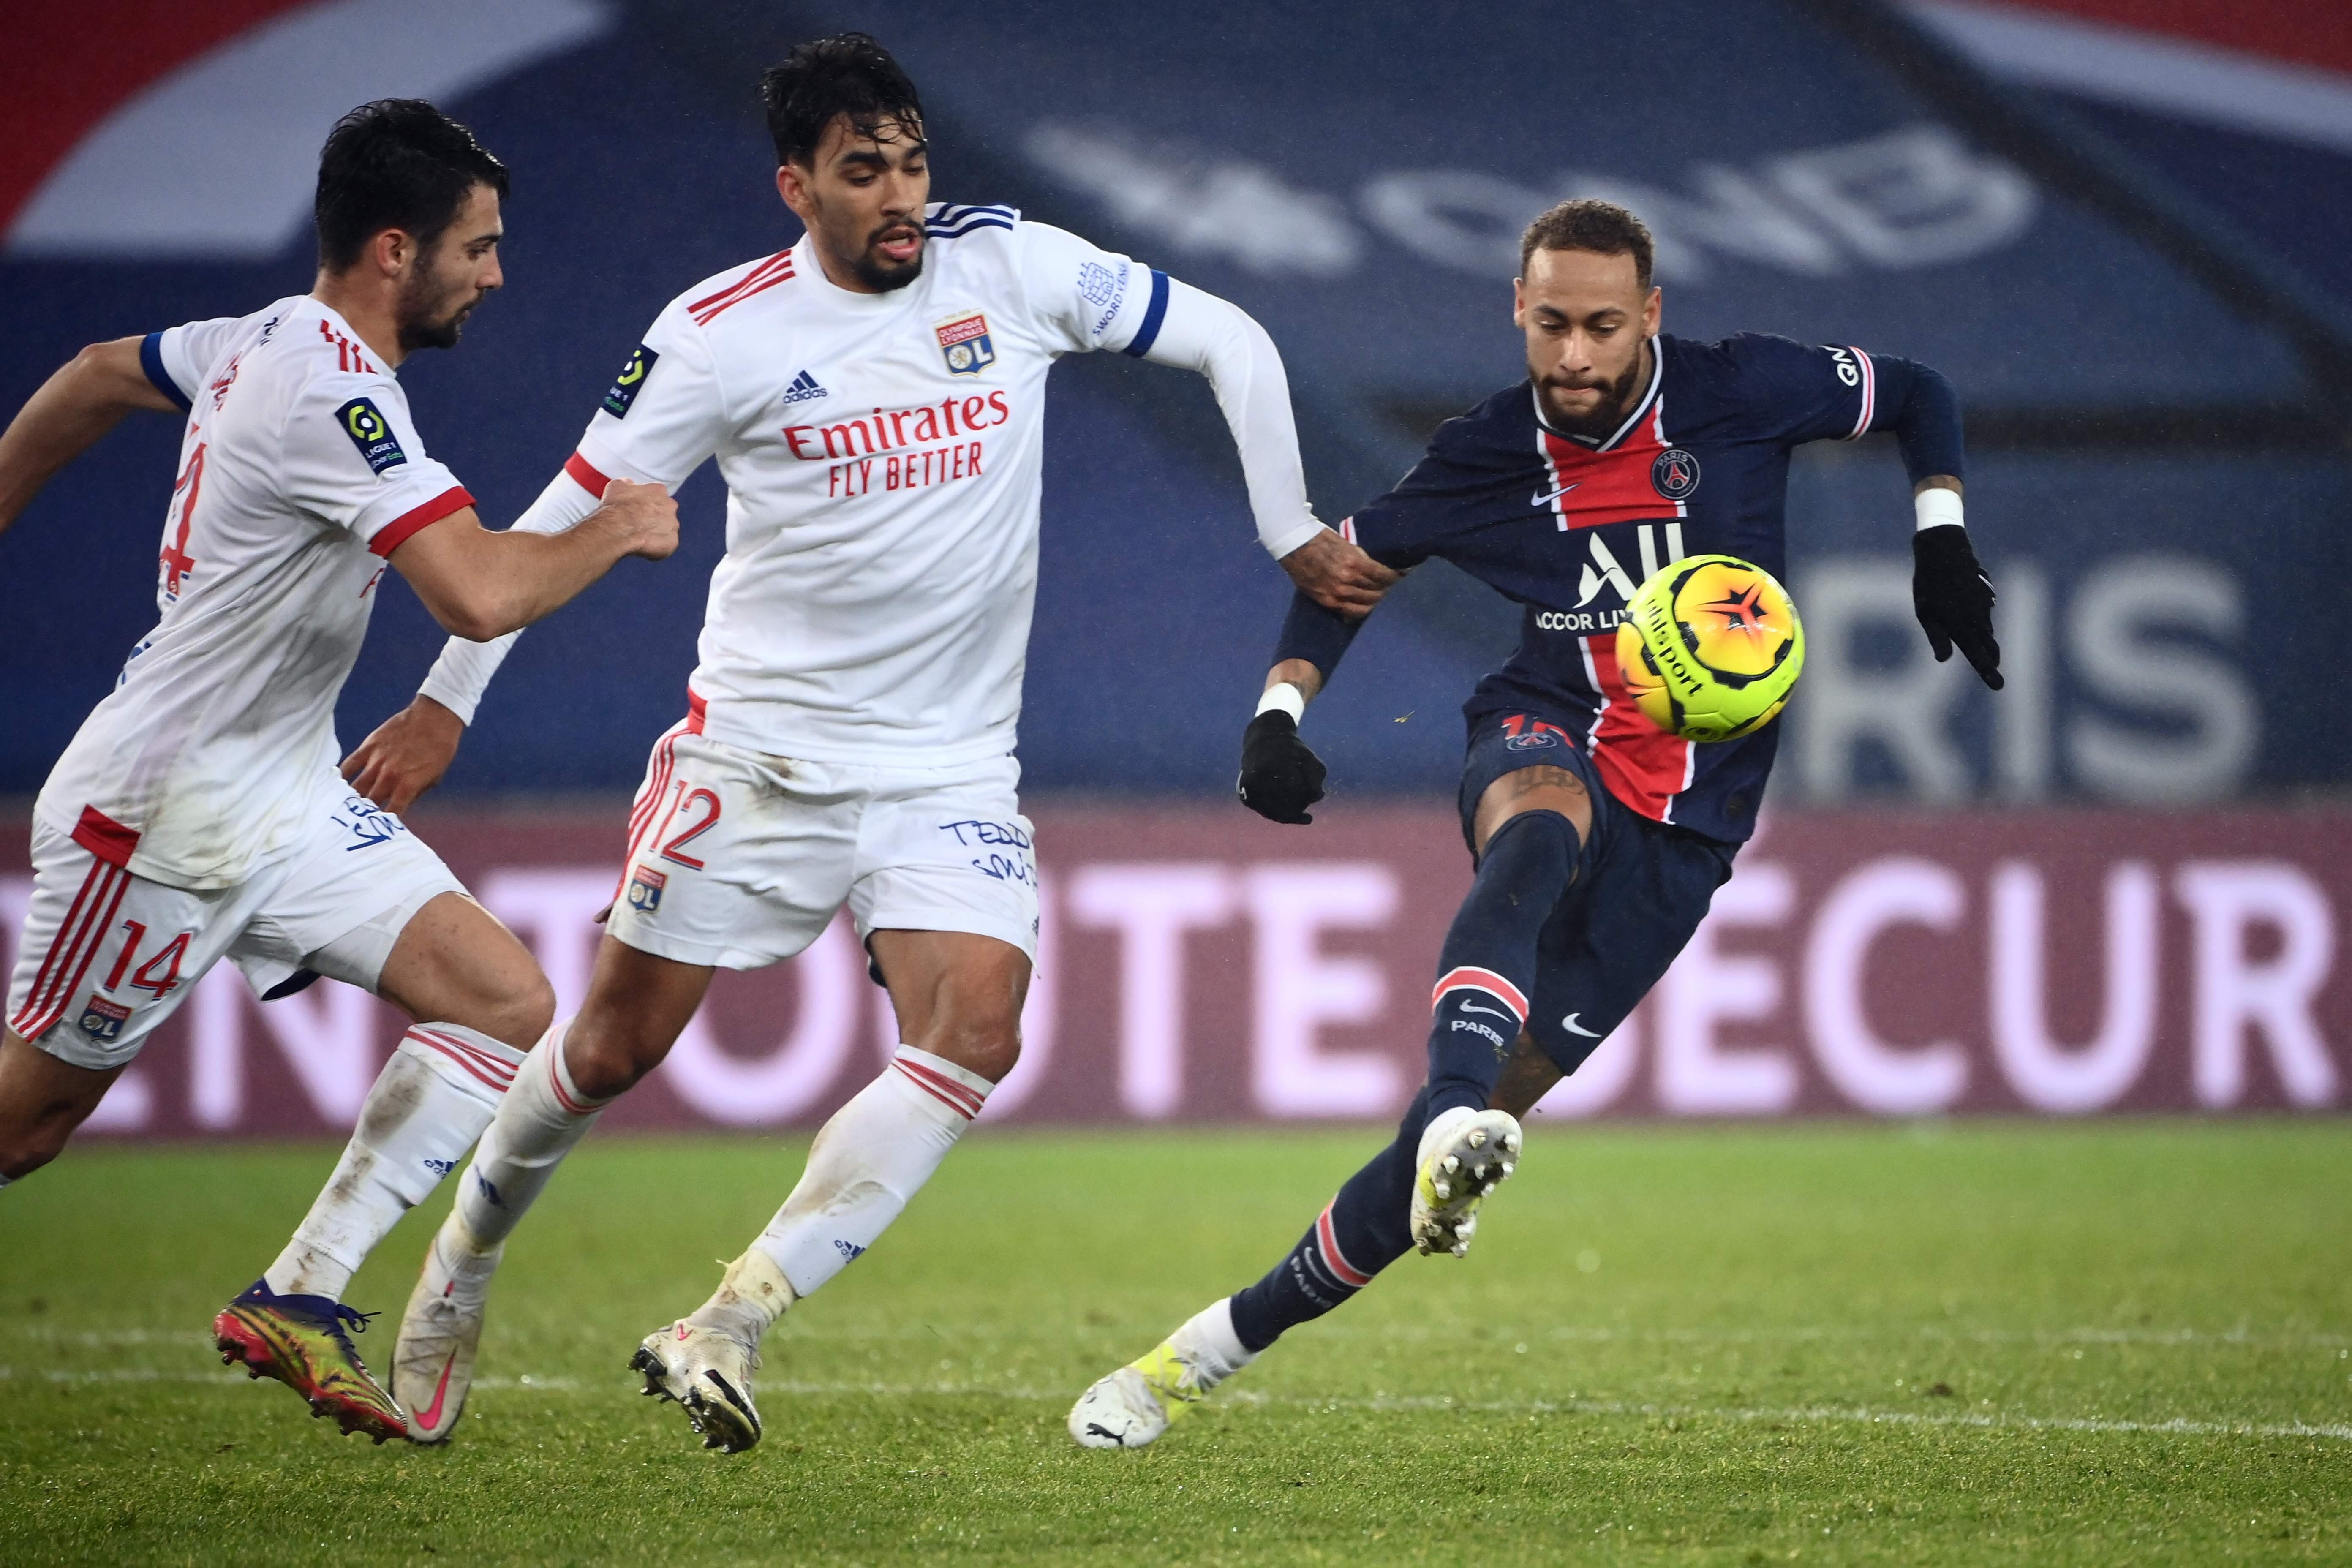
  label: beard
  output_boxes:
[844,218,925,292]
[396,271,479,353]
[1535,354,1642,433]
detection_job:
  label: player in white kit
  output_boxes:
[350,35,1398,1450]
[0,102,677,1443]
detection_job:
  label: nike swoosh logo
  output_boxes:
[415,1353,457,1431]
[1458,1000,1515,1022]
[1562,1013,1601,1038]
[1532,482,1580,507]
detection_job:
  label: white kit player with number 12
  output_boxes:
[359,34,1401,1452]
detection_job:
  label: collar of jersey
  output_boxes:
[298,295,400,376]
[1532,339,1661,452]
[793,231,926,313]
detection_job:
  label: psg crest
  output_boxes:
[1652,447,1700,501]
[934,311,996,376]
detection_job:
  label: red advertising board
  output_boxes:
[4,802,2344,1136]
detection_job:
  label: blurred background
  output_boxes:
[2,0,2345,1135]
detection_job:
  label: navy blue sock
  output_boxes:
[1228,1089,1429,1353]
[1426,809,1578,1119]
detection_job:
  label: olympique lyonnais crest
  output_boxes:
[1652,447,1701,501]
[78,994,131,1043]
[934,311,996,376]
[626,864,666,914]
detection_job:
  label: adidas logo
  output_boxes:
[832,1239,867,1262]
[782,369,827,405]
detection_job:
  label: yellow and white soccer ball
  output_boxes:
[1614,555,1804,743]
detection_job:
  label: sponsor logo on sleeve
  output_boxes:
[934,311,996,376]
[335,397,407,475]
[603,343,659,417]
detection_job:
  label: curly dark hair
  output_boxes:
[1520,199,1654,289]
[760,33,925,166]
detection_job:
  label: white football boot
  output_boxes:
[1069,1300,1255,1450]
[392,1221,504,1443]
[1408,1106,1522,1256]
[633,1318,764,1453]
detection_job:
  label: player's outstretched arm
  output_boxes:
[387,478,678,642]
[0,337,178,537]
[1888,362,2001,690]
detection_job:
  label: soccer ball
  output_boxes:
[1613,555,1804,743]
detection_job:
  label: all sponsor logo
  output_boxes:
[603,343,659,417]
[77,994,131,1043]
[934,310,996,376]
[626,864,667,913]
[1652,447,1700,501]
[334,397,407,474]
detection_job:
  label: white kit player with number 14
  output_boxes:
[0,101,676,1445]
[346,33,1401,1451]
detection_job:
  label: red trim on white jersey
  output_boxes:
[369,486,475,558]
[70,804,140,868]
[563,450,612,497]
[11,860,131,1041]
[614,717,692,907]
[1431,965,1530,1023]
[1843,348,1876,441]
[689,249,796,326]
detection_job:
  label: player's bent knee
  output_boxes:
[919,1019,1021,1086]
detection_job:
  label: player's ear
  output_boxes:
[1511,276,1527,326]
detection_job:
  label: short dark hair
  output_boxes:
[1520,199,1655,290]
[314,99,509,272]
[760,33,924,166]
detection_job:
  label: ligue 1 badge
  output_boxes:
[935,311,995,376]
[1652,446,1701,501]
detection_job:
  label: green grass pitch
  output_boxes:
[1,1122,2346,1565]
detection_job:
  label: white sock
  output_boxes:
[1170,1298,1256,1388]
[449,1020,610,1255]
[741,1045,990,1305]
[264,1024,524,1298]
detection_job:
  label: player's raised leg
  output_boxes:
[635,928,1025,1453]
[1069,1039,1564,1449]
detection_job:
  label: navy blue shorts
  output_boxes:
[1455,712,1739,1077]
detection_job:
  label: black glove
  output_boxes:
[1237,710,1326,824]
[1912,524,2003,690]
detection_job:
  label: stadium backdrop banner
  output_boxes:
[4,805,2342,1137]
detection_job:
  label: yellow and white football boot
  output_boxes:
[212,1279,405,1443]
[632,1318,763,1453]
[1408,1106,1522,1257]
[1069,1300,1255,1449]
[392,1221,503,1444]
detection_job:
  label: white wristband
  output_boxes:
[1914,487,1965,533]
[1255,683,1307,723]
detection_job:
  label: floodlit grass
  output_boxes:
[1,1121,2346,1565]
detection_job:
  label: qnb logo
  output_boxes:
[1827,346,1862,387]
[1572,522,1689,609]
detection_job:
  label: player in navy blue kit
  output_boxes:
[1070,199,2002,1448]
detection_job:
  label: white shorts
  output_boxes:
[7,785,465,1070]
[604,723,1039,973]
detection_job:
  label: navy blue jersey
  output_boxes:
[1316,332,1952,844]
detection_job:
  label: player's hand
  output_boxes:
[1237,710,1326,824]
[596,478,680,562]
[1912,524,2003,690]
[340,695,465,814]
[1280,528,1402,617]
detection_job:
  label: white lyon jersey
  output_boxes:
[565,205,1260,765]
[36,297,474,890]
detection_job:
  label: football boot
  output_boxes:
[1408,1106,1522,1257]
[212,1279,405,1443]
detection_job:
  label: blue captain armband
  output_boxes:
[140,332,192,412]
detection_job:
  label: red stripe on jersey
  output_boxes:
[690,251,795,325]
[369,486,476,558]
[685,687,707,735]
[11,860,110,1037]
[70,805,140,868]
[1844,348,1876,440]
[1536,412,1680,532]
[564,450,613,496]
[1584,634,1693,824]
[14,866,128,1041]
